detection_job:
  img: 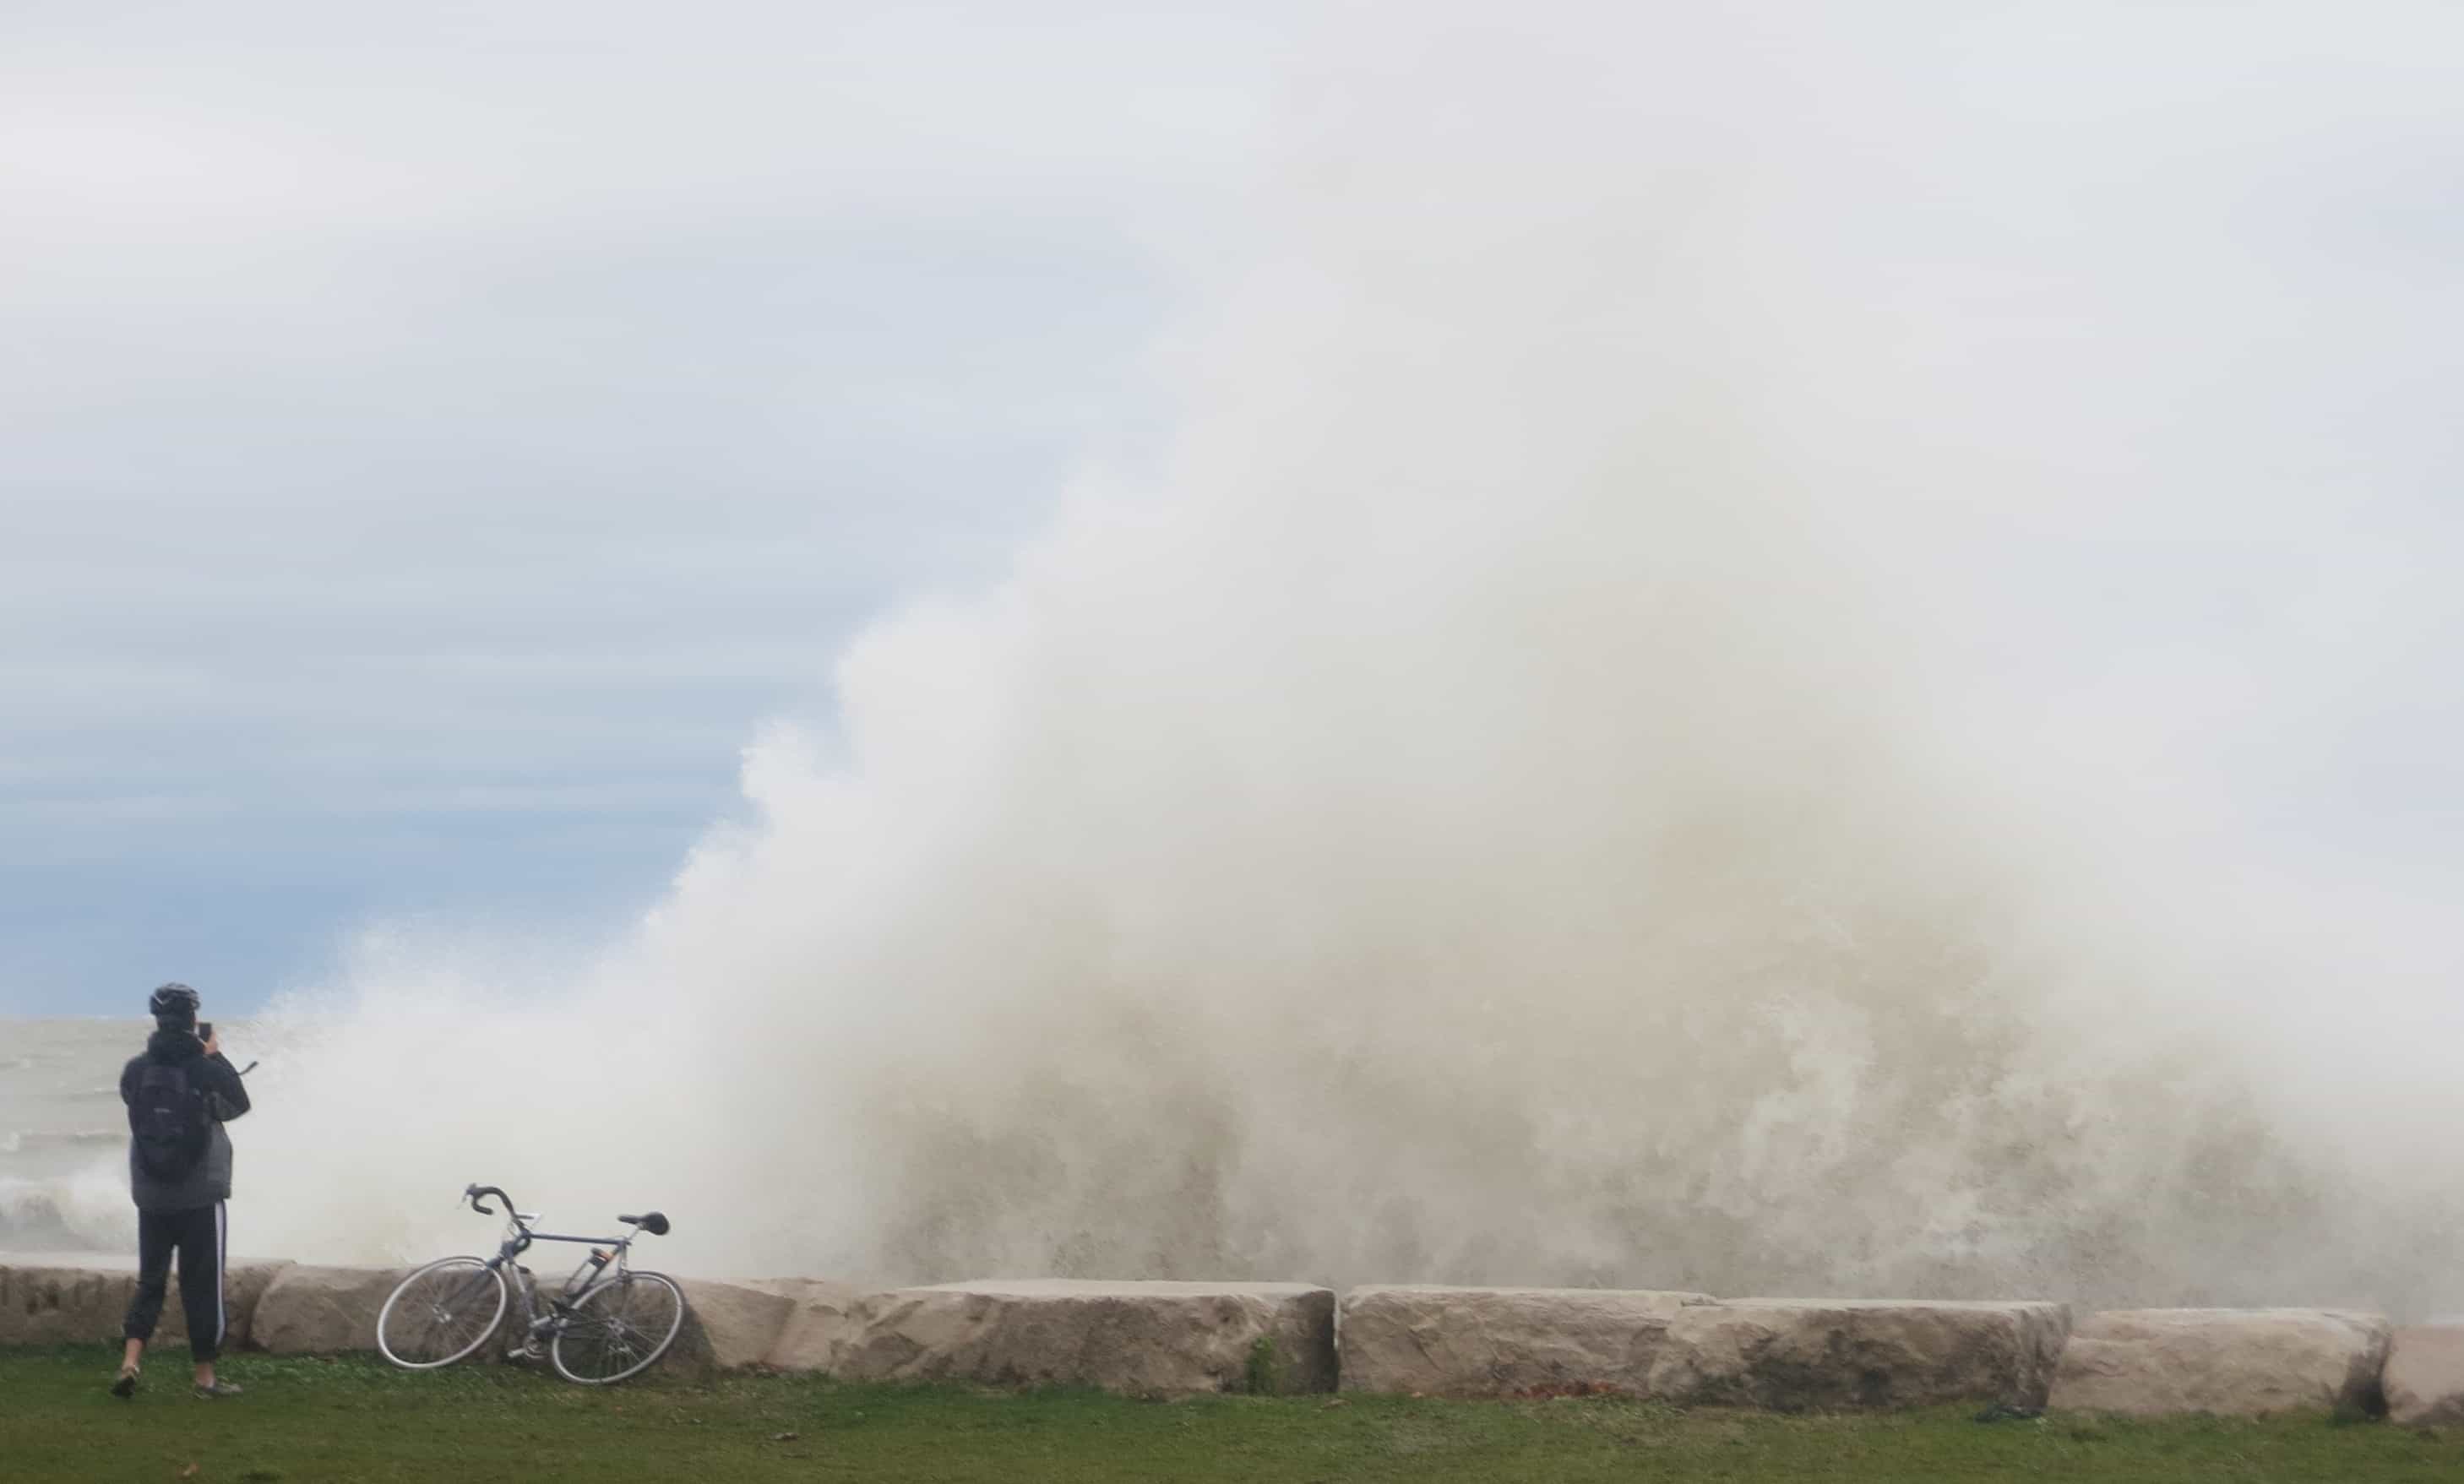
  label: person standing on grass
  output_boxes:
[112,982,251,1400]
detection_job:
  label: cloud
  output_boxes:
[0,2,1291,1009]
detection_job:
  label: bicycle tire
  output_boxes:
[377,1256,509,1369]
[549,1270,686,1384]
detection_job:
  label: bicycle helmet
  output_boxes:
[149,982,201,1026]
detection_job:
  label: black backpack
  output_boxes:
[129,1060,209,1182]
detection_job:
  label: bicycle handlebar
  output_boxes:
[465,1183,519,1221]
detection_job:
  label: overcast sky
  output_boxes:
[6,3,2461,1019]
[3,3,1289,1013]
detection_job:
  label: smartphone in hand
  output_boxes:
[198,1021,214,1042]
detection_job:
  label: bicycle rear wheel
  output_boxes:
[550,1270,686,1384]
[377,1257,508,1369]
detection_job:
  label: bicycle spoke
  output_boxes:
[552,1272,683,1384]
[379,1258,505,1368]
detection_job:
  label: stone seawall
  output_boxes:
[6,1258,2458,1419]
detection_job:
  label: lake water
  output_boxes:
[1,1018,181,1254]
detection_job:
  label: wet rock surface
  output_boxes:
[743,1277,872,1372]
[664,1277,793,1372]
[252,1264,414,1354]
[1340,1285,1717,1396]
[1649,1299,2072,1411]
[840,1279,1337,1394]
[2,1259,292,1351]
[2375,1324,2464,1427]
[2050,1308,2392,1417]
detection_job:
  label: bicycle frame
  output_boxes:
[467,1184,647,1349]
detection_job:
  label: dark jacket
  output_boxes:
[121,1028,251,1212]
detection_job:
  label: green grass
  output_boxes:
[5,1345,2458,1482]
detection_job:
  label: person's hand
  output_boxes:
[201,1027,220,1057]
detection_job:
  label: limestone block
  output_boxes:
[2385,1325,2464,1427]
[666,1277,794,1371]
[1339,1286,1718,1396]
[1,1261,290,1351]
[840,1279,1337,1394]
[743,1278,872,1372]
[0,1264,128,1346]
[2049,1308,2391,1417]
[213,1262,292,1350]
[1649,1299,2071,1411]
[251,1264,413,1354]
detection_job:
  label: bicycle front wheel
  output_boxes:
[550,1270,686,1384]
[377,1256,508,1369]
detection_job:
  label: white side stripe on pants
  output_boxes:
[215,1199,227,1351]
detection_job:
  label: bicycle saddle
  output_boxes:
[620,1211,671,1236]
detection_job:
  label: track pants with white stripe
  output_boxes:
[122,1201,226,1362]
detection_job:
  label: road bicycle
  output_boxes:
[375,1182,686,1384]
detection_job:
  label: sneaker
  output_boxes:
[193,1380,246,1400]
[110,1367,139,1399]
